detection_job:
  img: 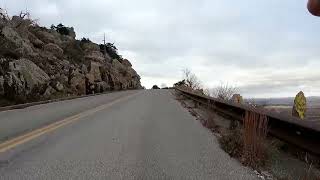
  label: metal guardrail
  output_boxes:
[175,87,320,155]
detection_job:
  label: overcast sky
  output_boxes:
[2,0,320,97]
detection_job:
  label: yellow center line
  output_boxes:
[0,91,142,153]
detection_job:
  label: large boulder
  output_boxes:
[33,30,54,43]
[0,26,34,58]
[85,51,105,63]
[33,29,62,45]
[9,58,49,89]
[112,59,128,76]
[11,16,32,38]
[95,81,109,93]
[52,81,64,92]
[69,69,86,95]
[231,94,243,104]
[106,60,141,90]
[28,32,44,49]
[81,42,100,52]
[3,59,50,98]
[58,74,69,85]
[58,59,71,75]
[107,70,121,90]
[127,79,140,89]
[43,43,64,58]
[86,61,102,83]
[292,91,307,119]
[112,59,125,69]
[121,59,132,67]
[127,68,140,79]
[4,72,26,97]
[43,86,57,97]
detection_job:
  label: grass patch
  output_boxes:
[219,111,269,169]
[219,127,243,158]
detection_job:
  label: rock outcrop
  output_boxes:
[292,91,307,119]
[231,94,243,104]
[0,58,50,100]
[43,43,64,58]
[0,13,141,105]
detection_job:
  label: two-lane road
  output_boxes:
[0,90,257,179]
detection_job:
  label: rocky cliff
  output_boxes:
[0,12,141,105]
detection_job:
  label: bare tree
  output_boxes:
[211,83,238,101]
[182,68,202,90]
[0,8,10,21]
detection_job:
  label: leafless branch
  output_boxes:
[0,8,10,21]
[182,68,202,90]
[211,83,238,101]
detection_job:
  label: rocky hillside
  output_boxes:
[0,12,141,106]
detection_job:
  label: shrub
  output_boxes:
[211,83,238,101]
[182,68,202,90]
[80,37,91,43]
[51,23,70,36]
[99,43,122,60]
[152,85,160,89]
[219,127,243,158]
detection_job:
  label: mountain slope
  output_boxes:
[0,12,141,105]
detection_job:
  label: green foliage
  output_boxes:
[80,37,91,43]
[99,43,122,60]
[51,23,70,36]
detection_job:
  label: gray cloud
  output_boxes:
[3,0,320,97]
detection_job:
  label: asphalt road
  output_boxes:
[0,90,257,179]
[0,90,140,143]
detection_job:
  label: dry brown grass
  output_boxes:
[220,111,269,169]
[219,127,243,158]
[242,111,269,168]
[205,108,218,131]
